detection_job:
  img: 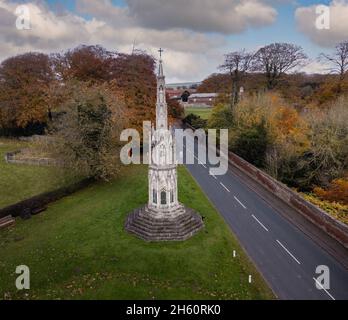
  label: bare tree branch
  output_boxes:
[319,41,348,81]
[253,43,308,89]
[219,49,254,107]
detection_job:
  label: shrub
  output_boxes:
[232,119,270,168]
[302,193,348,225]
[208,103,234,129]
[314,178,348,205]
[50,83,124,181]
[183,113,207,129]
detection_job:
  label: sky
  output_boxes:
[0,0,347,82]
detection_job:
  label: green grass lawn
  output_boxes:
[0,164,273,300]
[185,107,212,120]
[0,139,80,208]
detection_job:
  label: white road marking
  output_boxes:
[276,240,301,265]
[185,148,195,157]
[313,277,335,301]
[187,148,207,168]
[220,182,230,193]
[252,214,269,232]
[211,174,217,180]
[199,161,207,169]
[234,196,247,209]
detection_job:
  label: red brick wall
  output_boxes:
[229,152,348,249]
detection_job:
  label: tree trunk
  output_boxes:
[231,71,240,109]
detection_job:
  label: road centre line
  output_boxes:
[276,240,301,265]
[200,161,207,169]
[186,148,206,167]
[220,182,230,193]
[313,277,335,300]
[252,214,269,232]
[234,196,247,209]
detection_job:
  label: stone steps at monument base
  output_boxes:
[133,211,199,228]
[125,206,204,241]
[127,218,203,236]
[128,210,202,230]
[0,215,15,230]
[125,224,203,242]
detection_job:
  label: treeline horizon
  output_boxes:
[0,44,183,137]
[196,41,348,109]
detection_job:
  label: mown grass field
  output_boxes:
[0,139,79,209]
[0,164,273,300]
[185,107,212,120]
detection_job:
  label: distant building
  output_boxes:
[166,89,187,100]
[166,82,217,107]
[186,93,218,106]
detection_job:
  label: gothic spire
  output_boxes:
[156,48,167,130]
[158,48,164,78]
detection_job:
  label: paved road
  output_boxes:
[181,138,348,300]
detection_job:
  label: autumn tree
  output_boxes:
[219,49,254,107]
[52,45,115,83]
[197,73,231,94]
[53,47,158,133]
[265,104,310,185]
[253,43,308,90]
[224,93,311,183]
[167,93,184,120]
[0,52,53,134]
[110,50,157,132]
[302,96,348,188]
[314,178,348,205]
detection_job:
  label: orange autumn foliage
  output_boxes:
[53,46,159,133]
[272,105,309,153]
[110,52,157,132]
[0,52,53,128]
[314,179,348,205]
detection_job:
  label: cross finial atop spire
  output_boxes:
[158,48,164,59]
[157,48,164,77]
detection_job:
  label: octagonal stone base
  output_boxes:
[125,204,204,241]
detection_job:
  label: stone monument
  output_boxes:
[125,49,204,241]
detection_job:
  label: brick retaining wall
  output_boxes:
[228,152,348,249]
[183,122,348,248]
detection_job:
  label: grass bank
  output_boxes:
[0,165,273,300]
[185,107,212,120]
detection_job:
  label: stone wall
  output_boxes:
[5,150,63,167]
[228,152,348,249]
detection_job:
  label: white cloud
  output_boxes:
[0,0,278,81]
[125,0,277,34]
[0,1,91,52]
[295,0,348,47]
[77,0,277,34]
